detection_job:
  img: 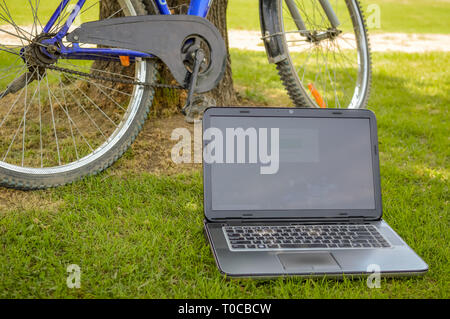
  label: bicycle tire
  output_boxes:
[0,0,157,189]
[273,0,372,109]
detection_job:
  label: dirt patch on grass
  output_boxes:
[112,113,202,176]
[0,188,62,213]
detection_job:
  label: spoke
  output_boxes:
[1,69,36,162]
[62,76,113,139]
[56,73,79,160]
[314,45,320,89]
[0,65,22,80]
[0,13,34,39]
[37,73,43,167]
[21,72,28,166]
[20,72,39,167]
[0,66,28,122]
[105,8,124,20]
[286,38,311,44]
[331,40,358,90]
[55,75,108,140]
[0,27,30,45]
[50,1,71,35]
[339,35,357,50]
[0,55,21,74]
[64,75,119,127]
[80,1,101,17]
[27,0,41,37]
[50,0,102,35]
[61,72,133,97]
[0,45,21,56]
[332,42,342,108]
[300,49,314,83]
[45,70,61,166]
[34,0,44,33]
[48,78,94,153]
[75,75,127,112]
[334,40,358,72]
[0,1,32,44]
[2,114,23,162]
[320,42,332,107]
[321,40,335,108]
[59,60,138,82]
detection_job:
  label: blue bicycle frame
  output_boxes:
[41,0,214,62]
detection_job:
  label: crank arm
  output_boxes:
[182,49,206,115]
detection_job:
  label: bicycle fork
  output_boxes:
[284,0,341,39]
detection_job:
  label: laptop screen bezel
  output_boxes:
[202,107,383,221]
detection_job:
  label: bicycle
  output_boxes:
[0,0,371,189]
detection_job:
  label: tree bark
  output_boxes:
[100,0,237,116]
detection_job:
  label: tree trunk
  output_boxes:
[99,0,237,116]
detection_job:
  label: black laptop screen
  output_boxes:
[207,116,376,211]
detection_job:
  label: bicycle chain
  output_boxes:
[35,60,185,90]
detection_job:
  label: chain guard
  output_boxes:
[66,15,226,93]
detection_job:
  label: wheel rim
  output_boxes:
[279,0,370,109]
[0,0,148,175]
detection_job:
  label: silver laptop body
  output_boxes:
[203,107,428,278]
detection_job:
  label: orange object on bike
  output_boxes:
[308,83,327,108]
[119,56,130,67]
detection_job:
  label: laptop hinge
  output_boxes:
[226,220,244,226]
[348,217,371,224]
[211,217,375,225]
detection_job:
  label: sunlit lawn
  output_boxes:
[227,0,450,34]
[0,49,448,298]
[4,0,449,34]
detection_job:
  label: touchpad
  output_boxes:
[277,252,341,272]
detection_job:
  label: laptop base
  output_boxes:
[204,220,428,278]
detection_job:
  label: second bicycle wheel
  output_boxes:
[273,0,372,109]
[0,0,157,189]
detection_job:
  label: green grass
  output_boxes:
[4,0,99,26]
[227,0,450,34]
[0,50,448,298]
[4,0,450,34]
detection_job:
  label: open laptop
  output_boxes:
[202,107,428,278]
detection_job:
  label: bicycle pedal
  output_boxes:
[184,95,216,124]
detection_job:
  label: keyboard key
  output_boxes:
[280,243,327,249]
[230,240,252,245]
[228,233,241,237]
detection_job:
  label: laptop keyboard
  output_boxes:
[223,224,392,251]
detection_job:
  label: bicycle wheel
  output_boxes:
[273,0,371,109]
[0,0,157,189]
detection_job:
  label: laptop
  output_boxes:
[202,107,428,278]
